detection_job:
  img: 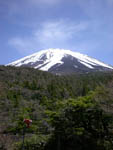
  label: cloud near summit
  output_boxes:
[8,20,89,54]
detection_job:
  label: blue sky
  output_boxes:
[0,0,113,65]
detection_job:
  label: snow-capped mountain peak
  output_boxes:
[7,48,113,74]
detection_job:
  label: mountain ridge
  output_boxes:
[7,48,113,74]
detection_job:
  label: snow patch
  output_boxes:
[79,61,94,69]
[74,65,78,68]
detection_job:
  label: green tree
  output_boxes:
[46,97,113,150]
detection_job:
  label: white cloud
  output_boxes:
[8,20,89,54]
[35,21,88,47]
[8,37,36,54]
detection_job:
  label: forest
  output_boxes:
[0,65,113,150]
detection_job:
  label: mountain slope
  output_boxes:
[8,49,113,74]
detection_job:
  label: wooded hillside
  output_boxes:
[0,66,113,150]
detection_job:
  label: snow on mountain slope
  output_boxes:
[7,49,113,74]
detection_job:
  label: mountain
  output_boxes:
[7,49,113,74]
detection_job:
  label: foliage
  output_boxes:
[45,97,113,150]
[0,66,113,149]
